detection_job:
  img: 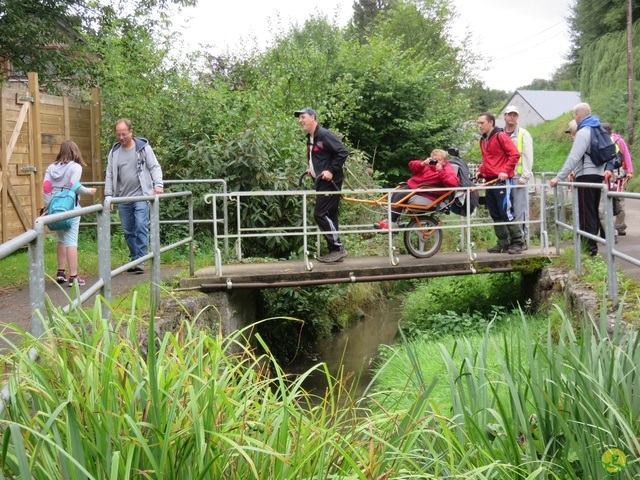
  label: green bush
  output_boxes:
[400,273,521,337]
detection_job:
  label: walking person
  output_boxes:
[104,119,164,273]
[43,140,97,287]
[502,105,534,247]
[601,122,633,237]
[550,103,606,256]
[476,112,525,254]
[295,107,349,263]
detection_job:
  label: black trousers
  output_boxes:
[314,178,343,252]
[575,174,603,255]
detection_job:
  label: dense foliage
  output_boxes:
[0,0,196,91]
[400,273,522,338]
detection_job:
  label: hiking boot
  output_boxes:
[56,270,67,284]
[487,244,509,253]
[316,248,348,263]
[373,220,399,230]
[508,243,524,255]
[68,275,86,287]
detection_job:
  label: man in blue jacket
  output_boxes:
[105,119,164,272]
[295,108,349,263]
[550,103,605,256]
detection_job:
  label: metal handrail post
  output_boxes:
[149,197,161,307]
[539,173,549,253]
[552,184,561,255]
[571,185,581,276]
[235,194,242,261]
[602,186,618,306]
[189,194,194,276]
[29,218,47,338]
[302,191,312,270]
[98,198,113,318]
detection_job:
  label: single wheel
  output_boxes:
[403,216,442,258]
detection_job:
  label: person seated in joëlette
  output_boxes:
[374,149,460,229]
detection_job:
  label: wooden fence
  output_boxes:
[0,73,101,242]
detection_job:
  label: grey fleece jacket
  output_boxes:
[553,119,606,182]
[104,137,163,198]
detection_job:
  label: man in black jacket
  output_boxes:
[295,107,349,263]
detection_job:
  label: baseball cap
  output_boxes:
[565,119,577,133]
[294,107,316,118]
[504,105,519,114]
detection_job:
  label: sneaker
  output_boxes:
[128,265,144,274]
[56,270,67,284]
[316,248,348,263]
[508,244,524,255]
[373,220,399,230]
[618,231,626,236]
[487,244,509,253]
[68,275,86,287]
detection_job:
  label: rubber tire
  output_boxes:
[403,216,442,258]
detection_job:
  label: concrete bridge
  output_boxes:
[179,249,549,291]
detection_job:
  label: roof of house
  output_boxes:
[507,90,581,120]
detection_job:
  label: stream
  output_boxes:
[287,298,403,397]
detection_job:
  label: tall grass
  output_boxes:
[375,306,640,478]
[0,299,533,479]
[2,294,638,478]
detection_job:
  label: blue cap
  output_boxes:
[294,107,316,118]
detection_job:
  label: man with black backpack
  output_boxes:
[550,103,607,256]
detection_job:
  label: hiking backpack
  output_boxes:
[587,125,617,167]
[45,183,81,231]
[448,156,479,216]
[611,137,623,170]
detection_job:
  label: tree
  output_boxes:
[568,0,640,65]
[0,0,85,83]
[0,0,196,90]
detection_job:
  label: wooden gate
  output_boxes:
[0,73,101,242]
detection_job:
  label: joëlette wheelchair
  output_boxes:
[342,183,457,259]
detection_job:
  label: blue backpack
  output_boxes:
[587,125,617,167]
[46,183,81,231]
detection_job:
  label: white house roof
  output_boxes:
[508,90,581,121]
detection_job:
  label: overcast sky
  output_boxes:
[175,0,574,92]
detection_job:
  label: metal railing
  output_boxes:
[205,179,554,276]
[0,191,196,326]
[84,178,229,254]
[204,174,635,309]
[551,180,639,308]
[0,189,197,413]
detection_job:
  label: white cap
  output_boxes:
[504,105,519,114]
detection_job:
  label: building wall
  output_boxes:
[495,93,545,129]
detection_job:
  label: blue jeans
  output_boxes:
[118,201,149,261]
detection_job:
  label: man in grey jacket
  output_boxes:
[550,103,605,256]
[104,118,164,272]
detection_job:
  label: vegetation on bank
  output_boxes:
[1,285,639,477]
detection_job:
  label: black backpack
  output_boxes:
[587,125,617,167]
[448,156,479,216]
